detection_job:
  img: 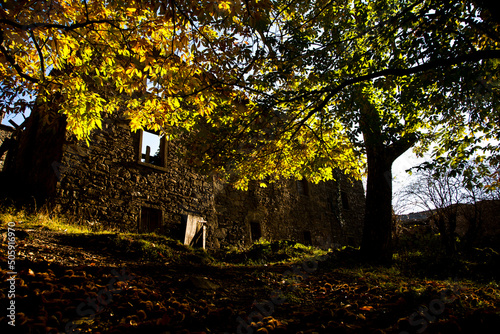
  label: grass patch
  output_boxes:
[2,204,500,282]
[0,205,101,234]
[109,232,214,264]
[212,239,329,265]
[0,205,213,265]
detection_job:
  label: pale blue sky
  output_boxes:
[1,110,28,127]
[391,148,429,213]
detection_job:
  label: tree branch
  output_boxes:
[387,132,418,163]
[29,29,45,80]
[0,16,120,83]
[298,49,500,127]
[0,30,39,83]
[0,18,117,32]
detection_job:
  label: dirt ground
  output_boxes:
[1,226,500,333]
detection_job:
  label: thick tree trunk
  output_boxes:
[361,147,394,263]
[357,93,417,264]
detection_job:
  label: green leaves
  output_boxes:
[1,0,498,190]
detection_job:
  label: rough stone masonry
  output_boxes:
[1,109,365,249]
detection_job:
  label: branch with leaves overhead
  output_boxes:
[1,0,499,191]
[0,0,270,140]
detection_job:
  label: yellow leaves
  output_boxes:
[200,26,219,40]
[129,116,144,132]
[205,110,364,191]
[126,99,141,110]
[232,16,242,24]
[60,86,107,141]
[167,97,181,110]
[125,65,136,76]
[95,118,103,130]
[218,1,231,12]
[1,0,266,148]
[61,44,72,59]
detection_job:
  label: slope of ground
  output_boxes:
[1,216,500,334]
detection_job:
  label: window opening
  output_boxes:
[140,130,164,166]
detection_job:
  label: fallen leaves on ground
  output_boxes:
[0,227,500,333]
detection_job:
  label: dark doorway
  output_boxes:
[140,206,162,234]
[250,221,262,242]
[303,231,312,246]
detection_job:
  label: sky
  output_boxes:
[1,109,29,128]
[391,148,429,214]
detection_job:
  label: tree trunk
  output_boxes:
[357,92,417,264]
[361,146,394,263]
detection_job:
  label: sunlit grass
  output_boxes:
[0,204,217,263]
[0,205,107,234]
[103,232,215,264]
[212,239,330,266]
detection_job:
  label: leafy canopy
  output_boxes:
[0,0,268,139]
[189,0,500,188]
[1,0,364,189]
[1,0,499,190]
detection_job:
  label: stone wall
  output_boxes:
[3,110,365,249]
[212,173,365,249]
[52,114,216,241]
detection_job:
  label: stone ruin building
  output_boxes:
[0,108,365,249]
